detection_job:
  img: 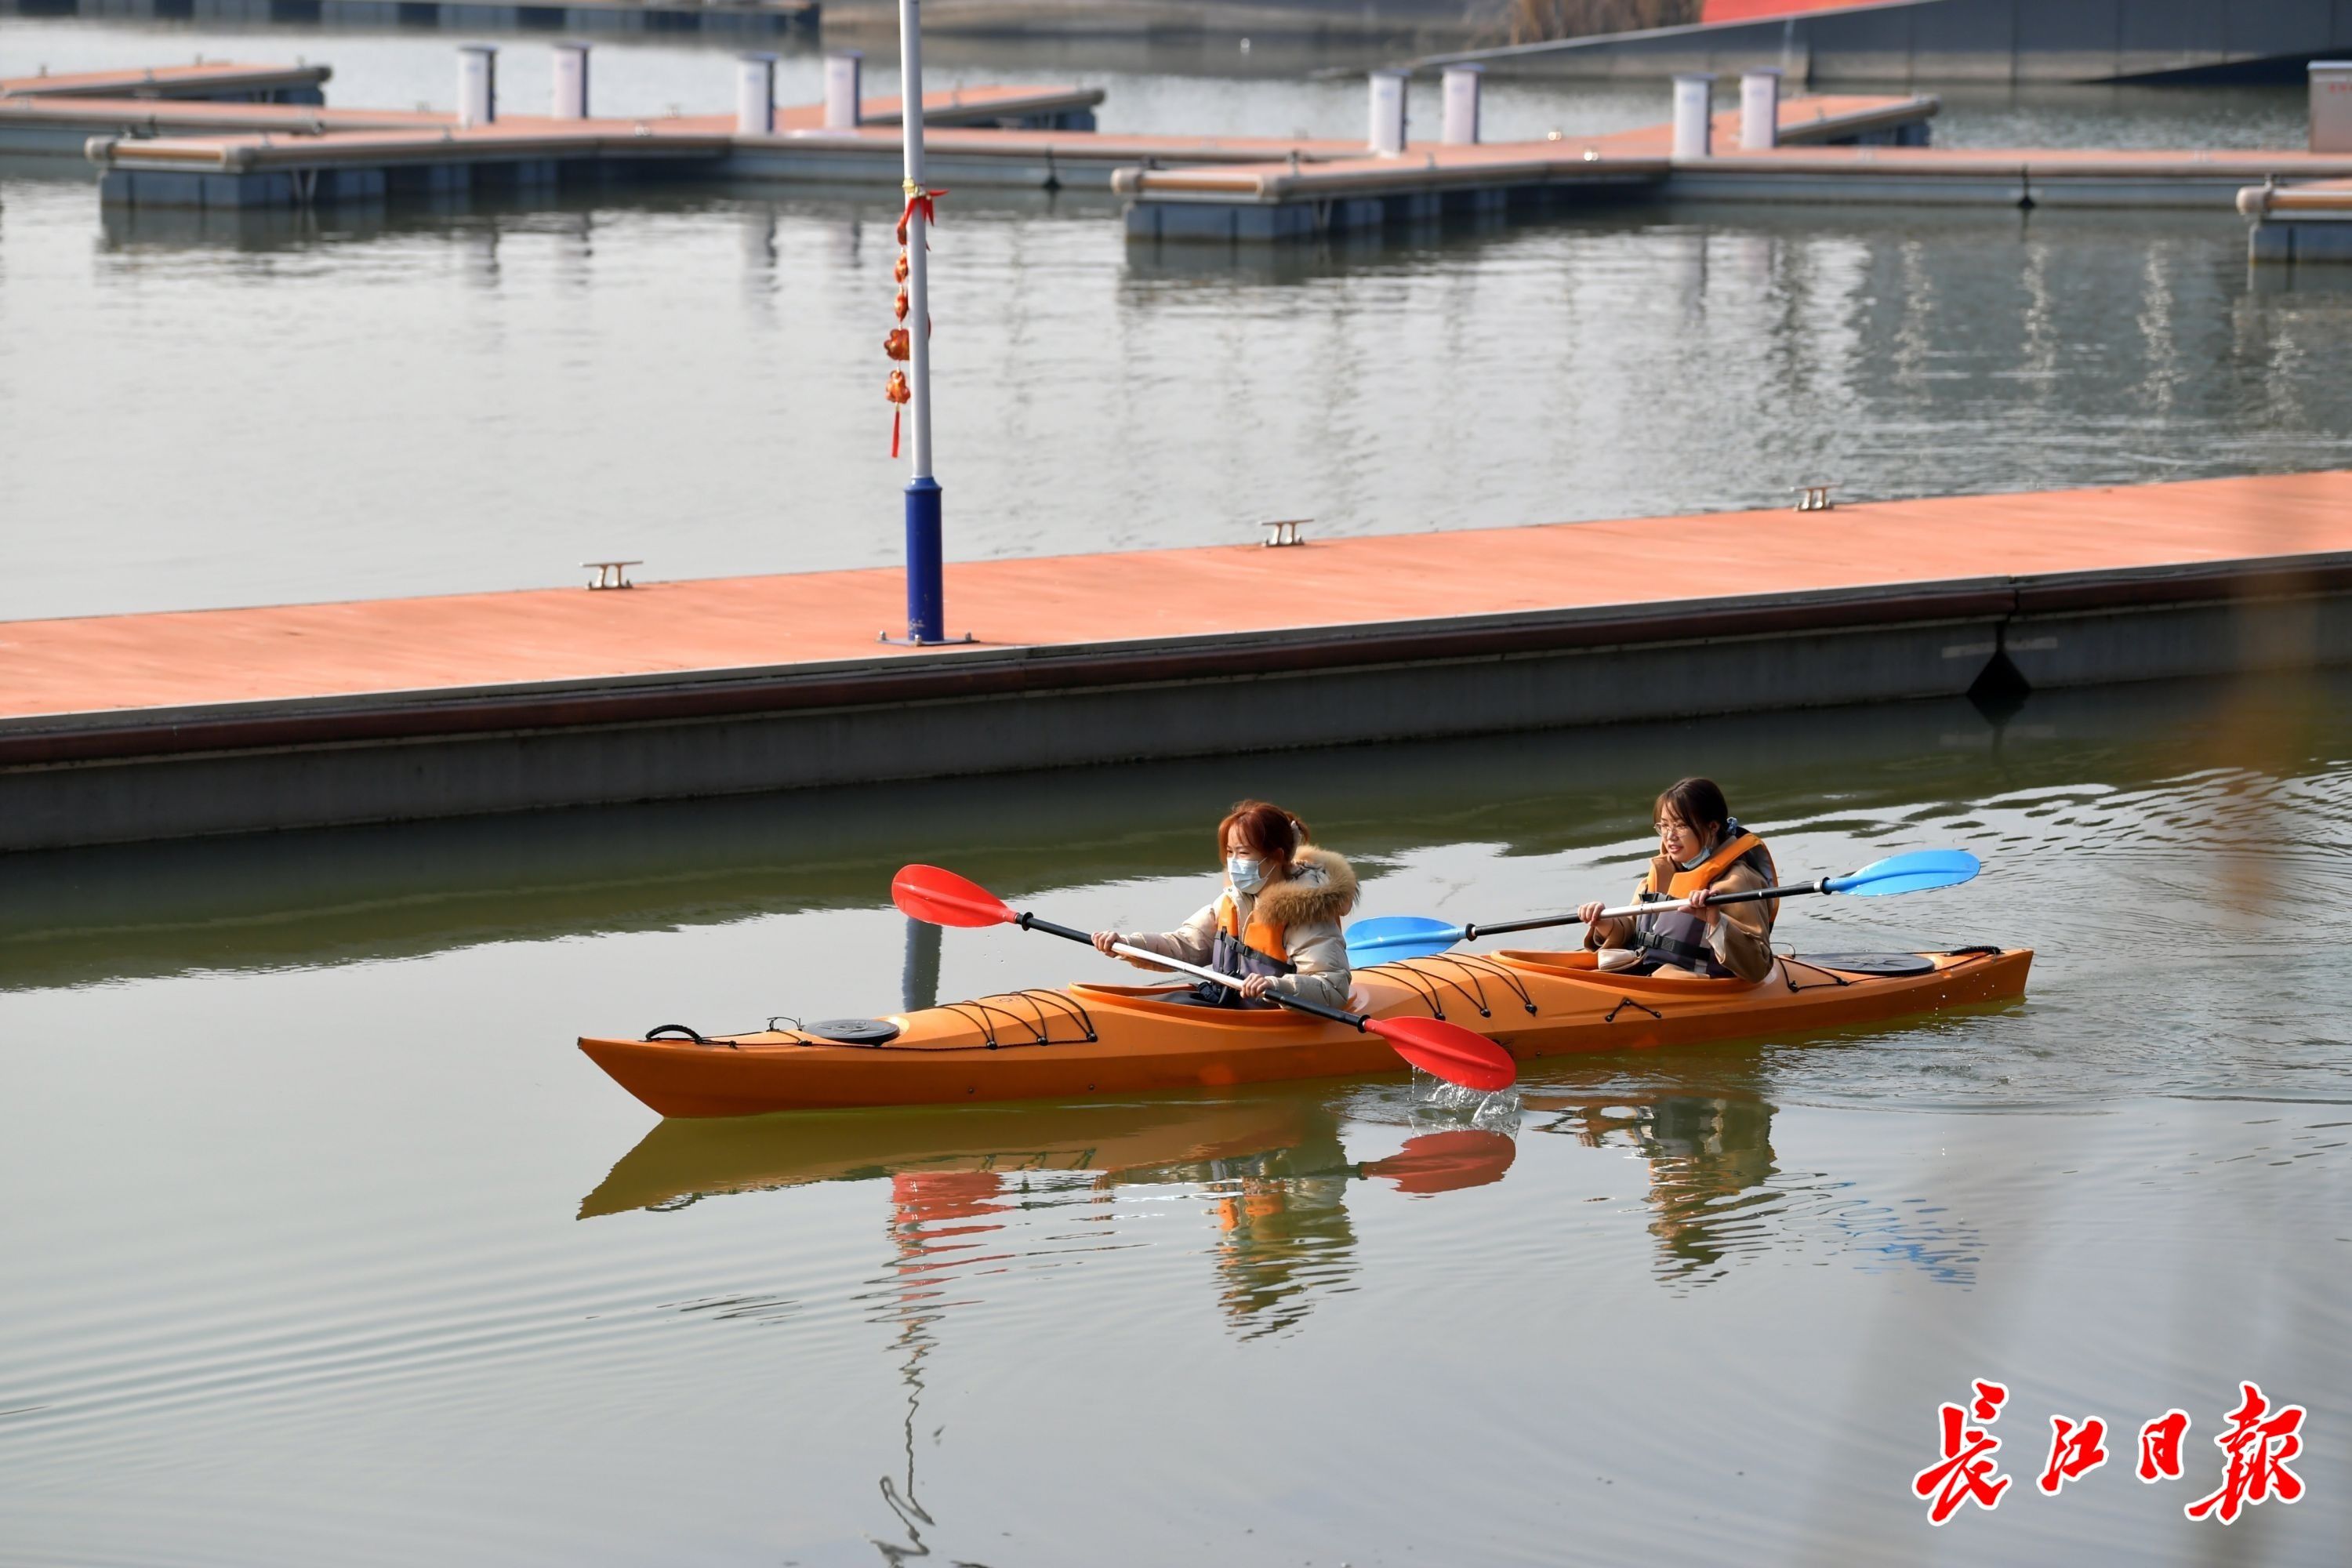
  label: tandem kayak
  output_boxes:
[579,945,2031,1118]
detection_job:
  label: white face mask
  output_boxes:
[1225,854,1267,894]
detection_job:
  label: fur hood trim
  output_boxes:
[1257,846,1358,928]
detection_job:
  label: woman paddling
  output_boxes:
[1577,778,1779,982]
[1092,800,1358,1009]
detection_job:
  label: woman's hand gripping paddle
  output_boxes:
[891,864,1517,1093]
[1344,848,1984,966]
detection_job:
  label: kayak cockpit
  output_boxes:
[1068,982,1369,1027]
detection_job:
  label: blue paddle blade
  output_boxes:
[1824,848,1982,897]
[1345,914,1468,965]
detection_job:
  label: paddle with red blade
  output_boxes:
[891,864,1517,1094]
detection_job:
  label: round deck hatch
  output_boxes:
[803,1017,902,1045]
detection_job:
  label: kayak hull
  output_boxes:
[580,947,2031,1118]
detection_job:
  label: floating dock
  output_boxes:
[82,83,1929,209]
[53,60,2352,243]
[2240,176,2352,263]
[0,61,332,103]
[73,81,1116,205]
[1123,136,2352,243]
[1,77,1103,159]
[3,472,2349,852]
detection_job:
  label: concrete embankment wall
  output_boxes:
[1426,0,2352,83]
[3,557,2347,852]
[0,0,820,37]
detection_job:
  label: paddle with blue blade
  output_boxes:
[892,864,1517,1093]
[1345,848,1983,966]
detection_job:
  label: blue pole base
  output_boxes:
[902,476,945,644]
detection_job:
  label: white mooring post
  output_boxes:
[551,42,590,122]
[1368,69,1407,155]
[1740,66,1780,150]
[737,52,775,135]
[824,49,863,129]
[1442,64,1482,146]
[456,44,496,129]
[1671,72,1715,158]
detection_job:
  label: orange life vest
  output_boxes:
[1214,891,1291,968]
[1642,829,1777,902]
[1633,826,1777,975]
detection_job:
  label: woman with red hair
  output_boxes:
[1092,800,1359,1010]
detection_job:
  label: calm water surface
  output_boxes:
[2,24,2351,619]
[2,673,2350,1564]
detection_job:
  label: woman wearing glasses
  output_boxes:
[1575,778,1779,982]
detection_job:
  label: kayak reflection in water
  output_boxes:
[1577,776,1780,982]
[1091,798,1358,1010]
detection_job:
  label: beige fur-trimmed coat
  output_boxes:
[1116,846,1359,1009]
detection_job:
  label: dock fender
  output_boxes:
[83,135,121,168]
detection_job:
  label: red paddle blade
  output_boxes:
[891,864,1018,928]
[1365,1016,1517,1093]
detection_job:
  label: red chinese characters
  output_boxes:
[2137,1409,2190,1483]
[1912,1382,2310,1526]
[2184,1383,2306,1526]
[1913,1380,2012,1524]
[2037,1415,2109,1496]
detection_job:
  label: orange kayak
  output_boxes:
[579,946,2031,1118]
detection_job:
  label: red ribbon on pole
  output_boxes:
[895,187,947,247]
[886,368,910,457]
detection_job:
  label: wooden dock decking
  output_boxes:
[83,85,1932,209]
[1123,113,2352,242]
[3,472,2349,851]
[9,472,2347,726]
[0,82,1103,155]
[0,61,331,103]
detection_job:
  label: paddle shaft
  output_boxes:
[1461,877,1831,942]
[1014,911,1370,1031]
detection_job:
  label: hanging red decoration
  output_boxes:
[883,187,945,454]
[895,187,947,248]
[886,368,912,458]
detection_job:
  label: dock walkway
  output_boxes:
[0,61,332,103]
[4,473,2349,852]
[1,81,1105,159]
[1123,134,2352,242]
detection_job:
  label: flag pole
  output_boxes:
[897,0,943,644]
